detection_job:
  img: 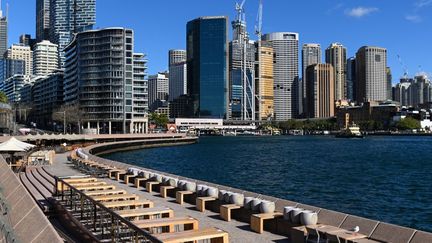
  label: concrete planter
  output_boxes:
[260,201,275,213]
[229,193,244,206]
[243,197,255,210]
[184,181,196,192]
[300,210,318,225]
[283,206,296,221]
[290,208,304,224]
[250,199,262,211]
[207,187,218,198]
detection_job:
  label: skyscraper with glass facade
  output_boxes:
[0,5,7,57]
[36,0,50,41]
[186,16,229,118]
[168,50,187,102]
[50,0,96,67]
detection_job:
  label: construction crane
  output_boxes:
[235,0,247,22]
[255,0,263,40]
[397,54,409,79]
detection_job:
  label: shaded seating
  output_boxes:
[175,180,196,205]
[220,204,241,222]
[153,227,229,243]
[102,199,154,209]
[115,206,174,220]
[250,212,283,234]
[133,217,199,233]
[160,185,176,198]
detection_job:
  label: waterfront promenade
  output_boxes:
[46,152,289,242]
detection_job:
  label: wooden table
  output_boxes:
[133,217,198,233]
[124,174,136,184]
[220,204,241,221]
[68,181,107,187]
[63,177,96,183]
[108,169,124,178]
[154,228,229,243]
[76,185,115,191]
[146,181,160,193]
[250,212,283,234]
[306,224,345,234]
[327,230,367,242]
[160,186,176,198]
[176,191,194,205]
[196,197,216,212]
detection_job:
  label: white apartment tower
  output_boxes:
[262,32,299,120]
[5,44,33,76]
[33,40,59,76]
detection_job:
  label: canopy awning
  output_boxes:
[0,137,36,152]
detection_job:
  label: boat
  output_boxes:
[336,124,364,138]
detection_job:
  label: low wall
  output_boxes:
[83,138,432,242]
[0,156,63,243]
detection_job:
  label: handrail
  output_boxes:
[55,177,162,243]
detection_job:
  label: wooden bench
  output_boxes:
[108,169,124,178]
[196,197,217,212]
[75,185,116,191]
[220,204,241,221]
[115,206,174,220]
[133,217,198,233]
[91,193,138,202]
[102,199,154,209]
[176,191,194,205]
[135,178,147,188]
[68,181,107,187]
[63,177,96,183]
[146,181,160,193]
[84,189,126,197]
[250,212,283,234]
[160,186,176,198]
[115,171,127,181]
[154,227,229,243]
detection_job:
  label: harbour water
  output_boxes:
[103,136,432,232]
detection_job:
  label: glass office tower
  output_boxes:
[186,16,229,118]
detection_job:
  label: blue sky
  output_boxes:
[6,0,432,83]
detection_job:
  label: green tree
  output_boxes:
[0,92,7,103]
[396,117,421,131]
[149,113,169,129]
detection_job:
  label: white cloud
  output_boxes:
[345,7,379,18]
[405,15,422,23]
[415,0,432,8]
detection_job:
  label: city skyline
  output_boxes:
[5,0,432,82]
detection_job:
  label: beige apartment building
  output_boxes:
[255,41,274,120]
[306,63,335,118]
[5,44,33,76]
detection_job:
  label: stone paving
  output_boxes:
[47,153,290,243]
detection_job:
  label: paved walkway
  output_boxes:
[48,153,290,243]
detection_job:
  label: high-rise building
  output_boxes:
[5,44,33,76]
[50,0,96,67]
[148,72,169,111]
[0,4,7,57]
[19,34,36,48]
[255,41,274,120]
[0,59,25,91]
[187,16,229,118]
[4,75,31,102]
[301,43,322,115]
[168,50,187,102]
[305,64,335,118]
[36,0,50,41]
[393,75,432,107]
[229,40,256,120]
[386,67,392,100]
[32,71,64,127]
[63,28,148,134]
[355,46,388,103]
[33,40,59,76]
[325,43,347,101]
[346,57,356,101]
[262,32,299,120]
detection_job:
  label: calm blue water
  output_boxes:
[103,136,432,232]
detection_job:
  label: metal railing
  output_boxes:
[54,178,161,243]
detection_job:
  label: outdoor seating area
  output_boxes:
[57,174,230,243]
